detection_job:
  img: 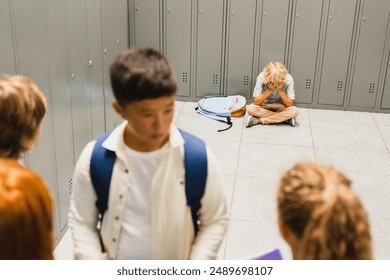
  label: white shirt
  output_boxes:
[117,144,168,259]
[69,122,228,260]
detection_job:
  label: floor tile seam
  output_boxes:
[220,219,232,260]
[314,146,390,155]
[313,145,390,154]
[175,102,185,114]
[307,110,318,161]
[240,140,314,149]
[309,119,377,125]
[373,123,390,127]
[308,114,387,154]
[232,173,275,179]
[221,171,239,176]
[222,117,246,260]
[201,137,242,144]
[372,113,390,154]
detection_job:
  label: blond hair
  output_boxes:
[278,162,372,259]
[264,61,288,89]
[0,159,54,259]
[0,75,47,158]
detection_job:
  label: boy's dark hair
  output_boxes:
[110,48,177,106]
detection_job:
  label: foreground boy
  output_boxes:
[69,48,228,260]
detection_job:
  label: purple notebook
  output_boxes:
[252,249,283,260]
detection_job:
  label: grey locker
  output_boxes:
[349,0,390,108]
[46,0,75,232]
[0,0,16,75]
[258,0,290,71]
[289,0,322,104]
[133,0,160,49]
[225,0,256,99]
[195,0,225,98]
[318,0,357,106]
[165,0,192,97]
[102,0,129,130]
[67,0,93,159]
[12,0,57,226]
[87,0,106,139]
[381,50,390,109]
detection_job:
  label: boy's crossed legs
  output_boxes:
[246,103,299,126]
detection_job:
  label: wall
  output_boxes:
[0,0,128,243]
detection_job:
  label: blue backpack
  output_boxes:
[89,129,207,239]
[196,95,247,132]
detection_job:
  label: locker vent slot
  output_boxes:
[337,81,344,92]
[244,75,249,86]
[68,178,73,195]
[369,83,376,94]
[212,74,219,85]
[305,79,312,90]
[182,72,188,83]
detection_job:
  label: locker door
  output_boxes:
[349,1,390,108]
[166,0,192,97]
[87,0,106,139]
[12,0,57,228]
[226,0,256,99]
[102,0,129,130]
[46,0,75,232]
[0,0,16,75]
[381,50,390,109]
[67,0,92,160]
[289,0,322,104]
[196,0,224,98]
[258,0,289,70]
[318,0,357,106]
[134,0,160,49]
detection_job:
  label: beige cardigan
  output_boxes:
[68,121,228,260]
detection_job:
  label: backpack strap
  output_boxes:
[195,107,233,132]
[90,129,207,239]
[90,131,115,218]
[179,129,208,236]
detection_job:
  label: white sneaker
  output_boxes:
[287,118,296,127]
[246,116,259,128]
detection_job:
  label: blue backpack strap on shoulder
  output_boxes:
[90,131,116,216]
[90,129,207,237]
[179,129,208,236]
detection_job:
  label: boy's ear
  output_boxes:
[112,101,125,118]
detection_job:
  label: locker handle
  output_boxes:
[135,7,139,11]
[167,8,171,13]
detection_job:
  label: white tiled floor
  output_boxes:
[54,102,390,260]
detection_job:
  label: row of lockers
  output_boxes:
[0,0,128,242]
[129,0,390,112]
